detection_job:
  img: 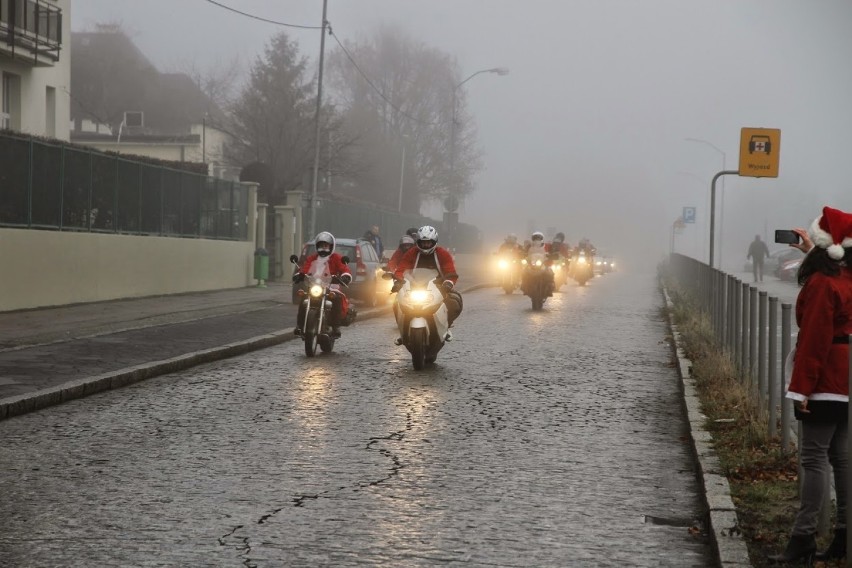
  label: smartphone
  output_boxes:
[774,229,801,245]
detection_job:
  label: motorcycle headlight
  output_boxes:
[497,259,509,270]
[521,259,528,265]
[309,285,323,297]
[552,264,560,272]
[578,257,587,265]
[534,259,543,267]
[595,260,602,266]
[409,290,433,304]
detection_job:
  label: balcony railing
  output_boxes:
[0,0,62,65]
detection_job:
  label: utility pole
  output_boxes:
[308,0,329,241]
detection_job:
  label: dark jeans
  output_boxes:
[792,419,848,535]
[752,259,765,282]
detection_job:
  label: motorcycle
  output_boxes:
[388,268,450,370]
[550,254,568,290]
[571,250,594,286]
[522,250,552,310]
[495,253,521,294]
[291,254,350,357]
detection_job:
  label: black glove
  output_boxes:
[442,280,455,291]
[338,273,352,286]
[391,279,404,293]
[292,272,305,283]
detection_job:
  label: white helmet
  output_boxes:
[315,231,335,257]
[416,225,439,255]
[531,231,544,242]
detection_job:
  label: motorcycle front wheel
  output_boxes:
[304,310,319,357]
[410,327,427,370]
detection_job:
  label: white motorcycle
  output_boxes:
[391,268,450,370]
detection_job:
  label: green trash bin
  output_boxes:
[254,248,269,286]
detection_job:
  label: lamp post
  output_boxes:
[685,137,726,268]
[447,67,508,246]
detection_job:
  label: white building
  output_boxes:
[69,31,239,180]
[0,0,71,140]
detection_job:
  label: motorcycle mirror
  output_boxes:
[289,255,299,264]
[341,255,350,264]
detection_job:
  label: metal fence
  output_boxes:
[0,133,249,240]
[667,253,796,446]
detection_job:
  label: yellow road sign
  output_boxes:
[739,127,780,178]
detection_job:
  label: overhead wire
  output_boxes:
[327,27,446,127]
[199,0,448,128]
[200,0,322,30]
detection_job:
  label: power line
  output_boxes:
[200,0,322,30]
[328,27,446,127]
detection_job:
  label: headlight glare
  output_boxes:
[309,285,323,297]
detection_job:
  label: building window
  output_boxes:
[124,111,144,128]
[45,85,56,137]
[1,72,21,130]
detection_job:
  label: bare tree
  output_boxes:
[326,26,482,214]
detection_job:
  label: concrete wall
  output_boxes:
[0,228,255,312]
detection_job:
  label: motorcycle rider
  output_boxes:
[387,235,416,272]
[497,233,523,257]
[292,231,353,339]
[392,225,462,340]
[550,232,571,257]
[522,231,554,296]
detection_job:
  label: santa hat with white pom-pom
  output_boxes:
[809,206,852,260]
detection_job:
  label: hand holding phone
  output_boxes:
[775,230,801,245]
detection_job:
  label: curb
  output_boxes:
[661,285,753,567]
[0,283,493,421]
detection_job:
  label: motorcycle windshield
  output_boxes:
[405,268,439,288]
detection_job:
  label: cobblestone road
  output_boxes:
[0,271,714,567]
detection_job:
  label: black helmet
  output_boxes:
[406,227,419,238]
[554,232,565,243]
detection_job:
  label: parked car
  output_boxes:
[291,238,385,306]
[776,255,804,282]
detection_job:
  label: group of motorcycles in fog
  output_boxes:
[495,233,612,311]
[289,255,451,371]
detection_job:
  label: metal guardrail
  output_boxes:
[668,253,796,446]
[0,133,249,240]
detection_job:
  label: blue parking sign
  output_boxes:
[682,207,696,224]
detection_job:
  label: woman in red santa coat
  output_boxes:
[771,206,852,564]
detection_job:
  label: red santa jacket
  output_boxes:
[787,269,852,402]
[300,253,351,281]
[393,247,458,284]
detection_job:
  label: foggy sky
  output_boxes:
[71,1,852,270]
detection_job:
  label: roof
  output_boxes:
[70,31,227,136]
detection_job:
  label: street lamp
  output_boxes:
[447,67,508,246]
[684,137,726,268]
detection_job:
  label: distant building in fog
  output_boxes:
[68,29,239,180]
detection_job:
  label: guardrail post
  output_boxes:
[780,303,793,453]
[734,279,743,371]
[768,296,778,437]
[741,282,751,380]
[750,287,759,390]
[758,291,768,410]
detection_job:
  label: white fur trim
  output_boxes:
[828,244,845,260]
[844,237,852,248]
[809,215,833,248]
[809,392,850,402]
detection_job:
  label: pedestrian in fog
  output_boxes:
[770,207,852,564]
[363,225,384,259]
[746,234,770,282]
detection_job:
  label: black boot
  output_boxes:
[816,528,846,561]
[768,534,816,565]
